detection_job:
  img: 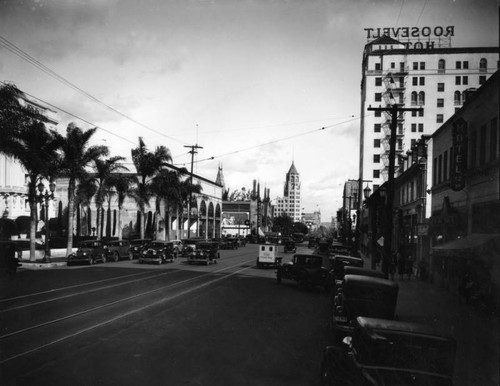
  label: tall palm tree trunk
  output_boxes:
[66,182,76,256]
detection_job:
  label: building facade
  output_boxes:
[274,161,301,222]
[358,33,498,192]
[429,71,499,313]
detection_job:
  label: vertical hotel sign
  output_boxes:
[450,118,467,191]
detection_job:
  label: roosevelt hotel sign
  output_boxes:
[365,26,454,49]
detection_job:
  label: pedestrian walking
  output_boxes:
[397,251,405,280]
[406,255,414,280]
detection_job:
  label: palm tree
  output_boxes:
[150,168,187,240]
[91,156,127,239]
[0,83,49,156]
[75,175,98,237]
[177,179,203,239]
[109,173,134,240]
[131,137,172,239]
[57,124,108,255]
[6,121,61,260]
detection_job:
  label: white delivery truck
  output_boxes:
[256,243,281,268]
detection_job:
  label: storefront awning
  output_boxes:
[432,233,500,257]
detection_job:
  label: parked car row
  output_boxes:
[67,238,182,266]
[320,247,456,385]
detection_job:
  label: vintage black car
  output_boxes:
[343,266,386,280]
[181,238,204,256]
[283,239,296,253]
[332,275,399,339]
[67,240,107,265]
[139,241,177,264]
[129,239,152,259]
[187,241,220,265]
[329,241,351,256]
[104,239,131,262]
[329,254,364,281]
[276,253,331,290]
[321,316,456,385]
[0,241,21,276]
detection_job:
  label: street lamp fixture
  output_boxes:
[363,184,372,200]
[37,179,56,263]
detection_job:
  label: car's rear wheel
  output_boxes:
[113,252,119,262]
[128,252,133,260]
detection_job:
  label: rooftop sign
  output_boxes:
[365,26,454,49]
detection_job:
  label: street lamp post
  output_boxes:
[37,179,56,263]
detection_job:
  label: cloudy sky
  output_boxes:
[0,0,498,221]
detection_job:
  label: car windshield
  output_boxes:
[81,241,100,248]
[354,330,456,376]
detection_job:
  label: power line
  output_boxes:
[0,34,188,145]
[173,114,365,166]
[415,0,428,25]
[395,0,405,27]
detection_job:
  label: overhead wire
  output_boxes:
[415,0,428,25]
[173,114,367,167]
[0,34,188,145]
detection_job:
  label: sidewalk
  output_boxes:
[394,275,499,386]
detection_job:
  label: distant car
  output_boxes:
[168,240,183,255]
[332,275,399,340]
[128,239,152,260]
[104,240,131,262]
[276,253,331,291]
[256,243,280,268]
[181,238,204,257]
[187,241,220,265]
[67,240,106,266]
[321,316,456,385]
[139,241,177,265]
[329,254,364,281]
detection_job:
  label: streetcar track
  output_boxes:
[0,261,253,364]
[0,259,253,340]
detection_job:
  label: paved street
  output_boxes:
[0,244,332,386]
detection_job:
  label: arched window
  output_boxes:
[438,59,446,73]
[418,91,425,106]
[454,91,461,105]
[411,91,418,106]
[480,58,487,72]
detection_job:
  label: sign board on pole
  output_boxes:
[377,236,384,247]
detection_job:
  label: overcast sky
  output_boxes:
[0,0,498,221]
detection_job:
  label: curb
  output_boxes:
[19,261,67,270]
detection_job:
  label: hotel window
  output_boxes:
[437,114,444,123]
[375,110,381,117]
[463,61,469,69]
[397,139,403,150]
[455,76,461,85]
[419,77,425,86]
[412,77,418,86]
[375,77,382,86]
[373,154,380,163]
[418,91,425,105]
[374,139,381,148]
[375,93,382,101]
[437,82,445,92]
[490,118,498,161]
[373,169,380,178]
[413,62,418,70]
[397,123,404,135]
[456,61,461,69]
[437,98,444,107]
[438,59,446,73]
[399,62,405,72]
[374,123,381,132]
[411,139,416,147]
[462,76,468,85]
[454,90,461,105]
[418,123,424,132]
[479,75,486,84]
[375,63,381,71]
[391,62,395,68]
[480,58,487,72]
[411,123,417,132]
[411,91,417,105]
[420,62,425,70]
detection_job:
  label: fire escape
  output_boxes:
[380,65,408,181]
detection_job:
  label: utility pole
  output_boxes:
[368,104,422,277]
[184,144,203,239]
